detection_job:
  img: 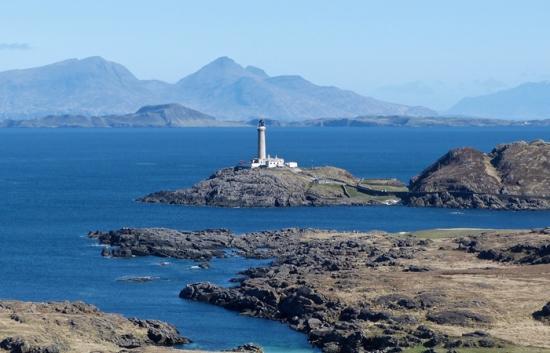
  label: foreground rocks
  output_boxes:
[406,140,550,210]
[457,228,550,264]
[180,228,546,352]
[533,302,550,324]
[92,226,550,352]
[0,301,188,353]
[139,166,398,207]
[0,301,265,353]
[88,228,233,260]
[89,226,550,351]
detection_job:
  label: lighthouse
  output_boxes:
[250,119,298,169]
[257,119,267,160]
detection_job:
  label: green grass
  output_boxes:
[360,178,409,192]
[345,185,398,202]
[309,183,400,203]
[393,228,524,240]
[360,183,409,192]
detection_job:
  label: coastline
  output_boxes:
[87,226,550,353]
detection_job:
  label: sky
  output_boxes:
[1,0,550,109]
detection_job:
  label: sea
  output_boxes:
[1,127,549,352]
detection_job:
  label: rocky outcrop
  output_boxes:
[139,166,397,207]
[533,302,550,324]
[406,140,550,210]
[225,343,264,352]
[0,301,189,353]
[176,228,547,352]
[88,227,233,260]
[456,228,550,265]
[91,226,550,352]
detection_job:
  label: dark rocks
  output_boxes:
[116,276,159,283]
[457,230,550,265]
[139,166,394,207]
[0,337,60,353]
[129,319,189,346]
[426,310,491,326]
[533,302,550,324]
[406,140,550,210]
[0,301,189,352]
[88,227,233,260]
[226,343,264,352]
[375,294,419,310]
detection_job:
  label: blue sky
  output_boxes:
[1,0,550,109]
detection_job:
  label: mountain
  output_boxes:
[0,56,435,120]
[175,57,435,120]
[0,103,240,128]
[448,81,550,119]
[369,79,509,111]
[0,56,173,119]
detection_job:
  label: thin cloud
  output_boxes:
[0,43,31,50]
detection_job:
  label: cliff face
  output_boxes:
[139,166,397,207]
[407,140,550,209]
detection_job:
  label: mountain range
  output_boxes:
[0,56,435,121]
[448,81,550,119]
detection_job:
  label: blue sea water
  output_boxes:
[0,127,549,352]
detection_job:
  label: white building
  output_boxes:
[250,120,298,169]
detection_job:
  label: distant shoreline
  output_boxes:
[2,115,549,129]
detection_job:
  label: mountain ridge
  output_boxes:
[448,81,550,119]
[0,56,435,120]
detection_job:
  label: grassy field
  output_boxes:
[359,178,409,192]
[309,183,399,203]
[397,228,524,239]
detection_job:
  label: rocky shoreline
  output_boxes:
[91,226,550,353]
[0,301,188,353]
[139,166,399,207]
[405,140,550,210]
[139,140,550,211]
[0,301,265,353]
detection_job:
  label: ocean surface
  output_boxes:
[1,127,549,352]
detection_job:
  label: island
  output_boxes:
[90,226,550,353]
[141,135,549,210]
[139,166,401,207]
[139,120,403,207]
[406,140,550,210]
[0,300,263,353]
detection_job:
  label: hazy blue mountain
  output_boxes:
[0,57,173,119]
[369,79,508,111]
[175,57,435,120]
[448,81,550,119]
[0,56,435,120]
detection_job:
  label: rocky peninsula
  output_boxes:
[406,140,550,210]
[139,166,399,207]
[0,301,188,353]
[91,226,550,353]
[0,300,264,353]
[140,140,550,210]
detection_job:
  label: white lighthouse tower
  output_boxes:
[250,119,298,169]
[257,119,267,160]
